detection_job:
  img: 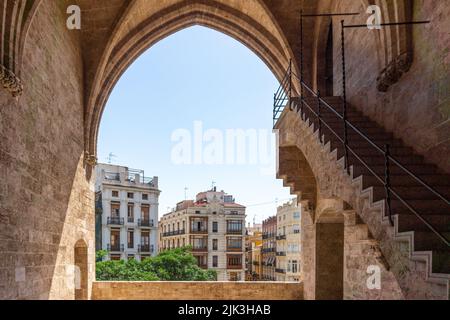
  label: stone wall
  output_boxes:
[0,0,94,300]
[276,110,415,299]
[91,281,303,300]
[315,0,450,173]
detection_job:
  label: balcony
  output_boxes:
[191,246,208,252]
[262,248,275,253]
[138,219,154,228]
[276,235,286,240]
[107,244,124,252]
[138,244,154,253]
[127,217,134,223]
[276,251,286,256]
[226,246,243,252]
[262,233,275,239]
[162,229,186,237]
[275,268,286,274]
[107,217,124,225]
[191,228,208,234]
[227,263,243,270]
[226,229,243,235]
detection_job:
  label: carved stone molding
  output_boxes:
[376,51,413,92]
[84,152,98,167]
[0,65,24,97]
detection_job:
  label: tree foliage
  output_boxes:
[96,246,217,281]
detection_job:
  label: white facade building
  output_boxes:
[275,200,302,282]
[95,163,160,261]
[159,187,246,281]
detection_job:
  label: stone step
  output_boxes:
[390,199,450,215]
[397,214,450,233]
[411,231,450,253]
[372,185,450,202]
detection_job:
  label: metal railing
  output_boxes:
[162,229,186,237]
[273,65,450,248]
[107,217,124,225]
[138,219,154,227]
[138,244,154,253]
[276,251,286,256]
[107,244,124,252]
[276,235,286,240]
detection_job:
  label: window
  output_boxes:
[191,236,208,250]
[127,192,134,199]
[141,231,149,246]
[127,229,134,248]
[111,203,120,217]
[227,220,243,234]
[127,254,135,260]
[110,254,121,261]
[182,238,185,246]
[127,203,134,222]
[230,211,238,215]
[227,237,242,251]
[293,224,300,234]
[227,255,242,268]
[212,221,218,232]
[292,260,298,273]
[141,205,149,221]
[142,193,148,200]
[195,210,201,214]
[293,211,300,219]
[112,190,119,197]
[213,255,218,267]
[228,272,241,281]
[212,239,218,250]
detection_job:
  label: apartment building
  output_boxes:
[275,200,302,282]
[95,164,160,261]
[159,187,246,281]
[245,223,262,281]
[261,216,277,281]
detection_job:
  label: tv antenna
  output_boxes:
[107,152,117,164]
[184,187,188,200]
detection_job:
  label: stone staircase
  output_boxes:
[283,96,450,298]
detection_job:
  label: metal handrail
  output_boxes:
[274,65,450,247]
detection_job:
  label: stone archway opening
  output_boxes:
[315,211,344,300]
[74,240,88,300]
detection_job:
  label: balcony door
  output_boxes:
[110,229,120,251]
[141,231,150,246]
[141,205,150,221]
[111,202,120,217]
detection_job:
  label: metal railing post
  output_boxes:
[384,144,394,226]
[341,20,350,173]
[317,90,322,143]
[289,59,293,111]
[299,10,304,117]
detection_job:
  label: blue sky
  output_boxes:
[98,26,294,224]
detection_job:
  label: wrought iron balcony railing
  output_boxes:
[107,217,124,225]
[162,229,186,237]
[107,244,124,252]
[138,219,154,227]
[138,244,154,253]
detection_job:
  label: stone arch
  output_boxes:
[74,239,88,300]
[0,0,42,97]
[83,0,298,163]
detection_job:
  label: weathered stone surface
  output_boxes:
[92,281,303,300]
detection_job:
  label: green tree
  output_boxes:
[96,246,217,281]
